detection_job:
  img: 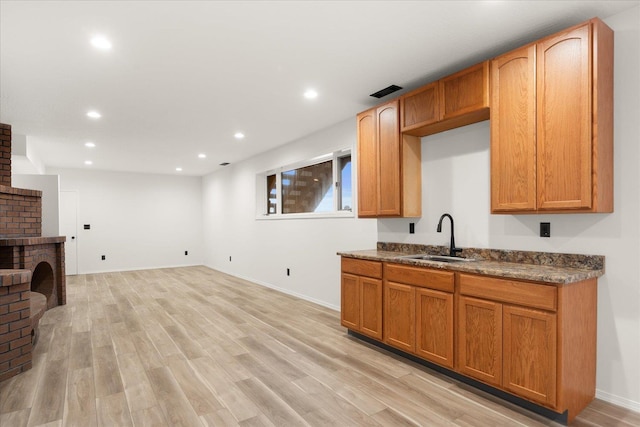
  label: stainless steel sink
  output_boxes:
[397,254,476,263]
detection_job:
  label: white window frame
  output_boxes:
[256,149,354,220]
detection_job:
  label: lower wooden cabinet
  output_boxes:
[340,258,383,340]
[383,263,455,368]
[503,305,557,406]
[340,257,597,423]
[458,274,558,406]
[458,294,557,407]
[415,287,454,368]
[383,281,415,353]
[457,295,503,386]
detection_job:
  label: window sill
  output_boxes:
[256,211,355,220]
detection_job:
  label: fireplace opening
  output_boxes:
[31,261,56,309]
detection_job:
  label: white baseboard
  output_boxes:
[70,263,203,276]
[207,265,340,312]
[596,389,640,413]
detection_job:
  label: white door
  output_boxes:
[60,190,78,275]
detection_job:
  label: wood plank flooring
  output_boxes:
[0,266,638,426]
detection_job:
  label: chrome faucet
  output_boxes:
[437,213,462,257]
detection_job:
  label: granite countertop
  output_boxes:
[337,243,605,285]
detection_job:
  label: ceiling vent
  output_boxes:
[370,85,402,99]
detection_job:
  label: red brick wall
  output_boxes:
[0,123,11,187]
[0,186,43,238]
[0,270,33,382]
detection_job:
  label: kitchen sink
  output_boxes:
[397,254,476,263]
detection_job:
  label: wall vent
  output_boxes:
[370,84,402,99]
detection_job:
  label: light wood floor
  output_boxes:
[0,266,638,427]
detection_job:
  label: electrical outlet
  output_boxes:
[185,250,188,256]
[287,268,290,276]
[540,222,551,237]
[101,255,106,260]
[409,223,415,234]
[229,256,232,262]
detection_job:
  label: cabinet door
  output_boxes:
[440,61,489,120]
[341,273,360,330]
[383,281,415,353]
[357,109,378,217]
[415,288,454,368]
[503,305,557,407]
[490,45,537,212]
[400,82,440,132]
[537,24,592,210]
[377,101,401,216]
[458,296,502,387]
[360,277,383,340]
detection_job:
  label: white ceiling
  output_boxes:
[1,1,638,176]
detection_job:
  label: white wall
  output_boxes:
[202,119,377,309]
[50,168,203,274]
[11,174,60,236]
[202,8,639,409]
[378,8,640,411]
[11,134,46,175]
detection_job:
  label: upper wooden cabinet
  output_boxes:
[401,62,490,137]
[491,18,613,213]
[357,100,421,218]
[400,82,440,131]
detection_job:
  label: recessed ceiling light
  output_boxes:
[304,89,318,99]
[84,160,93,165]
[234,132,245,140]
[85,142,96,148]
[87,111,101,119]
[91,35,112,50]
[176,167,183,172]
[198,153,206,159]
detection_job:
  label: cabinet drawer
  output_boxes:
[341,258,382,279]
[385,263,454,293]
[459,274,556,311]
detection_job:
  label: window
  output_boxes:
[266,174,277,214]
[258,150,353,218]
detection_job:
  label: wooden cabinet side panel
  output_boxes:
[490,45,537,212]
[537,24,592,210]
[360,277,383,340]
[440,61,489,120]
[503,305,557,407]
[557,279,597,423]
[591,18,614,213]
[402,134,422,217]
[357,109,378,217]
[416,288,454,368]
[377,102,401,216]
[458,296,502,387]
[341,273,360,330]
[383,281,415,353]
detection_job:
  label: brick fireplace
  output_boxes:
[0,123,66,382]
